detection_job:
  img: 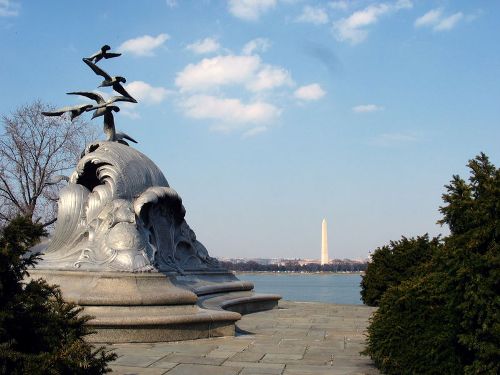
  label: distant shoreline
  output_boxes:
[234,271,364,275]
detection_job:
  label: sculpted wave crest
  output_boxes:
[40,141,220,273]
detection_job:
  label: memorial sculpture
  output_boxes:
[32,45,280,342]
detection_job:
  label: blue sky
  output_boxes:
[1,0,499,260]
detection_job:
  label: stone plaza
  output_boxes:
[109,301,379,375]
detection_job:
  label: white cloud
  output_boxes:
[415,9,464,32]
[118,34,169,57]
[352,104,384,113]
[165,0,177,8]
[333,0,412,44]
[125,81,171,104]
[414,8,443,28]
[176,53,291,93]
[247,65,293,92]
[120,109,141,120]
[294,84,326,101]
[296,5,329,25]
[434,12,463,31]
[186,37,220,54]
[228,0,277,21]
[329,1,349,11]
[242,126,268,138]
[175,40,298,135]
[242,38,271,55]
[0,0,19,17]
[176,55,261,92]
[180,95,281,125]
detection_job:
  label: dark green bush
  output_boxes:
[365,271,462,374]
[363,153,500,374]
[360,235,440,306]
[0,216,116,374]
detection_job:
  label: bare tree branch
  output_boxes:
[0,100,98,227]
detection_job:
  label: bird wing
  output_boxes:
[76,104,94,111]
[104,52,121,59]
[67,91,105,104]
[69,104,93,120]
[86,52,101,61]
[117,132,138,143]
[91,107,106,119]
[41,109,66,116]
[109,95,137,104]
[83,58,111,80]
[112,83,137,102]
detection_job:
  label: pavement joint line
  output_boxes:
[146,353,174,367]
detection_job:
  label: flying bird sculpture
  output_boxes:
[84,44,121,63]
[42,104,93,120]
[67,91,136,108]
[42,44,139,145]
[91,105,120,141]
[82,58,137,102]
[90,105,137,144]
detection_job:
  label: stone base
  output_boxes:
[28,269,280,343]
[199,291,281,315]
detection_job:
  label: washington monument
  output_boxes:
[321,218,329,265]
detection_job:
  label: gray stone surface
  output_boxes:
[108,301,379,375]
[36,141,222,274]
[35,44,283,345]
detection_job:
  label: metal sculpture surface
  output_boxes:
[40,46,221,273]
[42,45,137,143]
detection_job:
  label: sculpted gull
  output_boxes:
[84,44,121,64]
[41,103,93,120]
[82,58,137,101]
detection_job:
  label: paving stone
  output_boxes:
[112,355,166,367]
[229,350,266,362]
[274,345,307,355]
[205,350,239,358]
[153,354,225,366]
[110,365,170,374]
[223,361,286,371]
[246,344,280,353]
[109,301,379,375]
[157,343,218,355]
[239,367,284,375]
[261,353,303,363]
[147,361,177,370]
[164,363,241,375]
[283,364,338,374]
[216,342,252,351]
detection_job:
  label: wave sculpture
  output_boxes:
[39,141,220,273]
[32,44,280,343]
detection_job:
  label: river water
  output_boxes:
[236,272,363,305]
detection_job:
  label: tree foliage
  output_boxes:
[220,259,367,272]
[0,216,116,374]
[437,153,500,374]
[0,101,96,227]
[363,153,500,374]
[360,235,440,306]
[365,272,462,374]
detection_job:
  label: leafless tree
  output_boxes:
[0,100,97,227]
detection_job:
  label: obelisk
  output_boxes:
[321,218,329,265]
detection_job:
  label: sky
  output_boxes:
[0,0,499,260]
